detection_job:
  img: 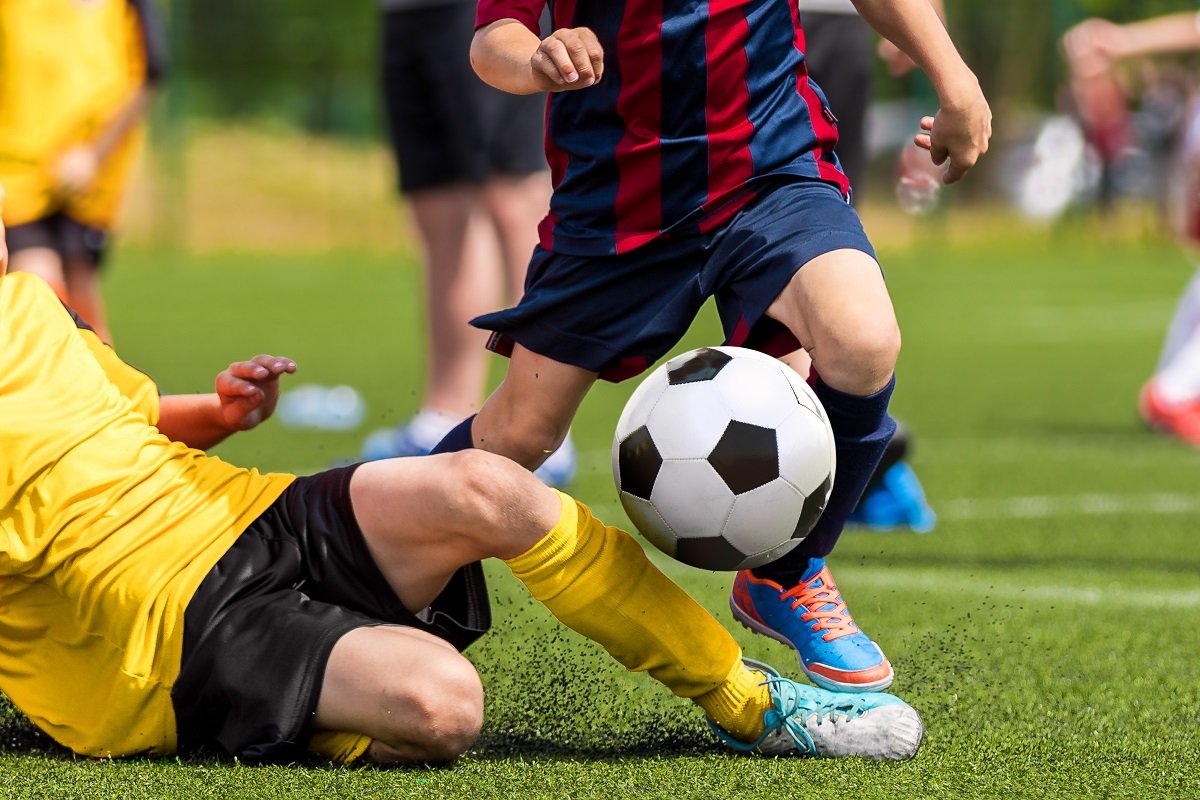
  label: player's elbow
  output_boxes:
[469,30,504,90]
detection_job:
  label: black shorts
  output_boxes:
[4,212,109,267]
[380,4,547,193]
[171,464,491,763]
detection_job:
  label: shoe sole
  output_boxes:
[729,595,895,693]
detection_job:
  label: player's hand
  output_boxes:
[531,28,604,91]
[914,82,992,185]
[215,355,297,432]
[53,146,100,196]
[1062,18,1130,77]
[877,39,917,77]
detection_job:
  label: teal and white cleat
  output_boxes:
[709,660,924,761]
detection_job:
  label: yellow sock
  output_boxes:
[694,663,772,742]
[504,491,735,696]
[504,491,770,740]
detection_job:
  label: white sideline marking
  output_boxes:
[848,567,1200,610]
[585,444,1200,522]
[938,492,1200,521]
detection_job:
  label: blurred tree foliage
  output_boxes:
[173,0,379,135]
[167,0,1198,136]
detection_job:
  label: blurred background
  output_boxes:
[123,0,1200,254]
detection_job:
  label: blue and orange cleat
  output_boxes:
[730,559,893,693]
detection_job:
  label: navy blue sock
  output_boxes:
[752,375,896,584]
[430,415,477,455]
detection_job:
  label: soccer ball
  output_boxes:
[612,346,835,571]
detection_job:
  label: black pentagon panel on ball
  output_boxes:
[675,535,750,571]
[618,426,663,500]
[793,474,833,540]
[708,420,779,494]
[667,348,734,385]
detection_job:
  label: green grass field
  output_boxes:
[2,219,1198,799]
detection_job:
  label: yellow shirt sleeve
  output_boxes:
[76,327,160,426]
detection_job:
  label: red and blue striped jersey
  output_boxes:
[477,0,849,256]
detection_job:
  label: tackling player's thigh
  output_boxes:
[766,248,900,394]
[314,625,483,763]
[349,453,561,607]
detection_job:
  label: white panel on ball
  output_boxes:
[649,460,736,539]
[614,363,671,439]
[776,361,829,422]
[646,384,734,460]
[721,479,808,555]
[776,405,837,496]
[711,358,801,429]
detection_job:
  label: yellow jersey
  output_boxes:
[0,273,294,757]
[0,0,152,228]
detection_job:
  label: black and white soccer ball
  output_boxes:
[612,346,835,571]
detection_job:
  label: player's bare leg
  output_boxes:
[765,249,900,396]
[482,171,551,303]
[410,186,504,422]
[63,256,113,344]
[8,246,67,301]
[730,248,902,692]
[316,626,485,763]
[479,174,577,485]
[471,344,597,469]
[363,187,509,459]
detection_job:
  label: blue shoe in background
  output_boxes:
[360,419,439,461]
[532,434,577,489]
[848,462,936,533]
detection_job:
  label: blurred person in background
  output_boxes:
[799,0,943,198]
[798,0,945,532]
[363,0,576,487]
[1064,11,1200,446]
[0,0,167,345]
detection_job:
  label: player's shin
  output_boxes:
[503,491,771,741]
[755,375,897,581]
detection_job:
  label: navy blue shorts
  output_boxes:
[472,179,877,382]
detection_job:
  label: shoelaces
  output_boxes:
[782,568,860,641]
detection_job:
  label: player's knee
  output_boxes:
[444,449,554,556]
[377,657,484,763]
[446,449,526,524]
[823,316,901,392]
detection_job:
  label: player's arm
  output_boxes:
[55,0,169,195]
[1064,12,1200,74]
[471,0,603,95]
[156,355,297,451]
[877,0,945,76]
[850,0,991,184]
